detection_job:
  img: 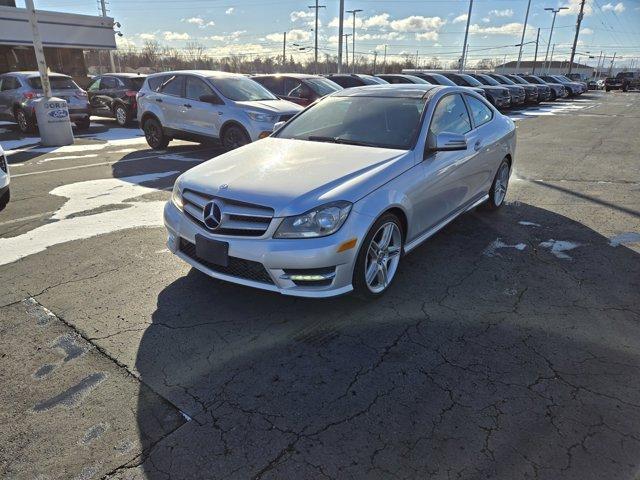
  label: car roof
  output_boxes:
[146,70,244,78]
[333,84,441,98]
[253,73,322,79]
[2,71,70,78]
[100,73,147,78]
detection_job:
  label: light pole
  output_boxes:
[459,0,474,71]
[516,0,532,72]
[343,33,351,69]
[543,7,568,73]
[346,9,363,73]
[337,0,345,73]
[308,1,325,74]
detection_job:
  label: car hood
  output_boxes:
[180,137,412,217]
[234,99,303,114]
[479,85,509,94]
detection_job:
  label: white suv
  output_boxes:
[137,70,303,150]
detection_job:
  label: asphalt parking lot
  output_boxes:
[1,91,639,479]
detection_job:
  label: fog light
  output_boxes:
[289,274,329,281]
[167,233,178,253]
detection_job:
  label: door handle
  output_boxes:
[155,98,163,103]
[473,140,482,152]
[183,104,192,108]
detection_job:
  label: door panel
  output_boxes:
[182,76,222,137]
[158,75,185,130]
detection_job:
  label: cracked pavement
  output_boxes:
[1,93,639,479]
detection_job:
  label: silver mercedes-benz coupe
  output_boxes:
[164,84,516,298]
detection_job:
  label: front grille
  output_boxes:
[179,239,274,285]
[182,189,274,237]
[0,154,6,174]
[278,114,295,122]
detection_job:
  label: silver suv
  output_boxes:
[0,72,90,133]
[137,70,302,150]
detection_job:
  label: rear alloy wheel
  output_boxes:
[222,125,250,151]
[15,108,35,133]
[353,213,403,299]
[143,117,169,150]
[484,159,510,210]
[114,105,131,127]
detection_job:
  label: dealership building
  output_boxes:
[0,0,116,82]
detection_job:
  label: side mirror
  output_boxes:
[273,121,286,132]
[427,132,468,152]
[199,94,223,105]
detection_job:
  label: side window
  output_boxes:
[185,76,213,101]
[88,78,101,91]
[465,95,493,128]
[100,77,118,89]
[160,75,184,97]
[147,75,168,92]
[1,76,18,91]
[265,77,285,95]
[284,78,303,97]
[429,94,471,136]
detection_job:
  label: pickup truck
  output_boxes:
[605,72,640,92]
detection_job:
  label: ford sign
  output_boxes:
[48,109,69,119]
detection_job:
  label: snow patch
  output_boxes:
[539,239,581,260]
[483,238,527,257]
[518,221,541,227]
[609,232,640,247]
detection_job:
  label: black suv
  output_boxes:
[324,74,388,88]
[87,73,147,126]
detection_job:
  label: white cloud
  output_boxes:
[138,33,156,40]
[290,10,314,22]
[225,7,234,15]
[415,31,439,41]
[363,13,391,29]
[580,27,594,34]
[266,29,310,42]
[602,2,625,12]
[181,17,215,28]
[469,22,527,36]
[116,36,136,49]
[452,14,468,24]
[559,0,594,16]
[163,31,190,41]
[389,15,446,32]
[489,9,514,17]
[482,17,491,23]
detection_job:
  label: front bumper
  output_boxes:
[494,96,511,108]
[164,201,372,298]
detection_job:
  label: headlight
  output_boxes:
[171,177,184,210]
[247,111,278,123]
[274,201,352,239]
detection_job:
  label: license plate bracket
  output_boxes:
[195,235,229,267]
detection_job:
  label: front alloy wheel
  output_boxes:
[353,213,403,298]
[222,125,250,151]
[115,105,129,126]
[484,159,510,210]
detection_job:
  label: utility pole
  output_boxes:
[346,9,362,73]
[282,31,287,68]
[416,50,419,68]
[595,50,603,79]
[372,51,377,73]
[532,28,540,73]
[344,33,351,69]
[568,0,586,75]
[543,7,567,73]
[337,0,345,73]
[308,0,325,74]
[99,0,117,72]
[383,44,387,73]
[548,43,555,74]
[459,0,474,71]
[25,0,51,98]
[608,52,616,77]
[516,0,532,71]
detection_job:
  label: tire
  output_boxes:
[114,104,131,127]
[15,108,35,134]
[75,117,91,130]
[605,88,610,92]
[0,188,9,211]
[221,124,251,151]
[550,90,557,101]
[483,159,511,211]
[352,213,404,299]
[143,117,170,150]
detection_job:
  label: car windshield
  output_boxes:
[508,76,527,85]
[306,78,342,96]
[276,95,426,150]
[28,76,79,90]
[208,76,278,101]
[456,74,483,87]
[360,75,387,85]
[126,77,146,89]
[494,75,515,85]
[425,73,456,86]
[475,74,501,86]
[553,76,571,83]
[526,76,545,84]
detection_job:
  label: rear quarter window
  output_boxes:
[147,75,169,92]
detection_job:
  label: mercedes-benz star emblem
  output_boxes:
[203,200,223,230]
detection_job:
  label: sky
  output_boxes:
[21,0,640,68]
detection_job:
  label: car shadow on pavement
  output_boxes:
[125,202,640,479]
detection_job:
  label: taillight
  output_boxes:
[22,91,42,100]
[125,90,137,97]
[76,90,88,97]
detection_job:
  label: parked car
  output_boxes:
[0,143,9,211]
[605,72,640,92]
[440,72,511,108]
[487,73,540,104]
[0,72,90,133]
[137,70,303,150]
[325,74,388,88]
[251,74,342,106]
[518,74,567,100]
[375,74,430,84]
[467,73,526,106]
[588,79,604,90]
[555,74,587,93]
[87,73,146,126]
[540,75,583,96]
[165,84,516,298]
[504,74,552,102]
[408,72,487,98]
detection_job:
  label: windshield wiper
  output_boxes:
[307,136,378,147]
